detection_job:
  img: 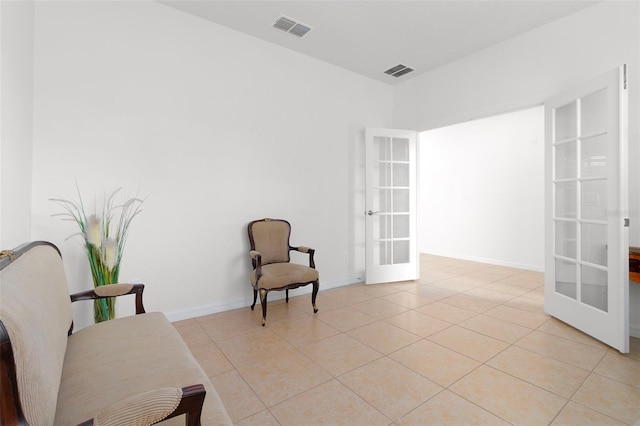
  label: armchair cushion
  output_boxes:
[250,263,319,290]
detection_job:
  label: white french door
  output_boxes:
[365,128,418,284]
[545,65,629,353]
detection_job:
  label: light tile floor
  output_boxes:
[173,254,640,425]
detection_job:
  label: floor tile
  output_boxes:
[347,321,421,354]
[450,365,567,425]
[407,284,457,300]
[237,349,331,407]
[458,314,531,344]
[595,348,640,389]
[498,274,543,290]
[352,298,409,319]
[429,277,478,292]
[216,327,296,368]
[537,318,609,350]
[172,319,213,348]
[299,333,382,376]
[288,292,346,312]
[268,315,340,348]
[234,410,281,426]
[551,402,626,426]
[390,339,480,387]
[339,357,442,421]
[209,370,265,422]
[572,373,640,424]
[484,304,549,328]
[487,346,590,398]
[360,283,404,297]
[323,286,375,305]
[270,379,391,426]
[463,287,515,303]
[188,342,234,377]
[440,293,498,313]
[415,301,477,323]
[396,390,511,426]
[384,310,453,338]
[315,306,378,332]
[481,281,531,296]
[197,309,259,341]
[516,331,607,371]
[428,325,509,363]
[381,290,434,309]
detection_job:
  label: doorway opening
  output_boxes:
[418,106,545,272]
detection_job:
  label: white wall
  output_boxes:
[0,1,34,248]
[30,1,392,328]
[419,106,544,270]
[396,1,640,336]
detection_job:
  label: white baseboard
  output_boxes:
[421,250,544,273]
[165,277,361,323]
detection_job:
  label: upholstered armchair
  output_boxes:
[247,218,319,326]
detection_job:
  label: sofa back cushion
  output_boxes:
[0,242,72,425]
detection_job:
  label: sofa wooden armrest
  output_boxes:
[0,241,232,426]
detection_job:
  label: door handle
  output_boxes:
[367,210,379,216]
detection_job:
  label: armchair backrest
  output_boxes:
[248,219,291,265]
[0,242,73,425]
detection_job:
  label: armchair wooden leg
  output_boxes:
[251,289,257,310]
[286,289,289,303]
[259,289,268,326]
[312,280,319,313]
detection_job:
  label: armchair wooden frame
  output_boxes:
[0,241,207,426]
[248,218,319,326]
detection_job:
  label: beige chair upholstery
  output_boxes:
[247,219,319,325]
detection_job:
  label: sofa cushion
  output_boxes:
[54,312,231,425]
[0,243,72,426]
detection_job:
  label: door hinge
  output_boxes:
[624,218,630,227]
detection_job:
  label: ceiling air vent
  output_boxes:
[273,15,313,38]
[384,64,414,78]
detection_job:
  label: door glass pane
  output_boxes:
[581,223,607,267]
[375,240,392,266]
[392,138,409,161]
[393,215,409,238]
[555,220,577,259]
[581,265,608,312]
[581,135,608,178]
[555,258,577,300]
[555,101,577,141]
[393,189,410,213]
[373,188,391,214]
[376,162,391,186]
[393,163,409,187]
[555,182,577,218]
[581,179,607,220]
[375,136,391,161]
[373,214,391,239]
[581,89,607,135]
[555,141,577,179]
[393,240,409,264]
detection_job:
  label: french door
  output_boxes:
[545,65,629,353]
[365,128,418,284]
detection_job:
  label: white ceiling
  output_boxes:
[159,1,598,85]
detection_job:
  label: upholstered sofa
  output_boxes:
[0,241,232,426]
